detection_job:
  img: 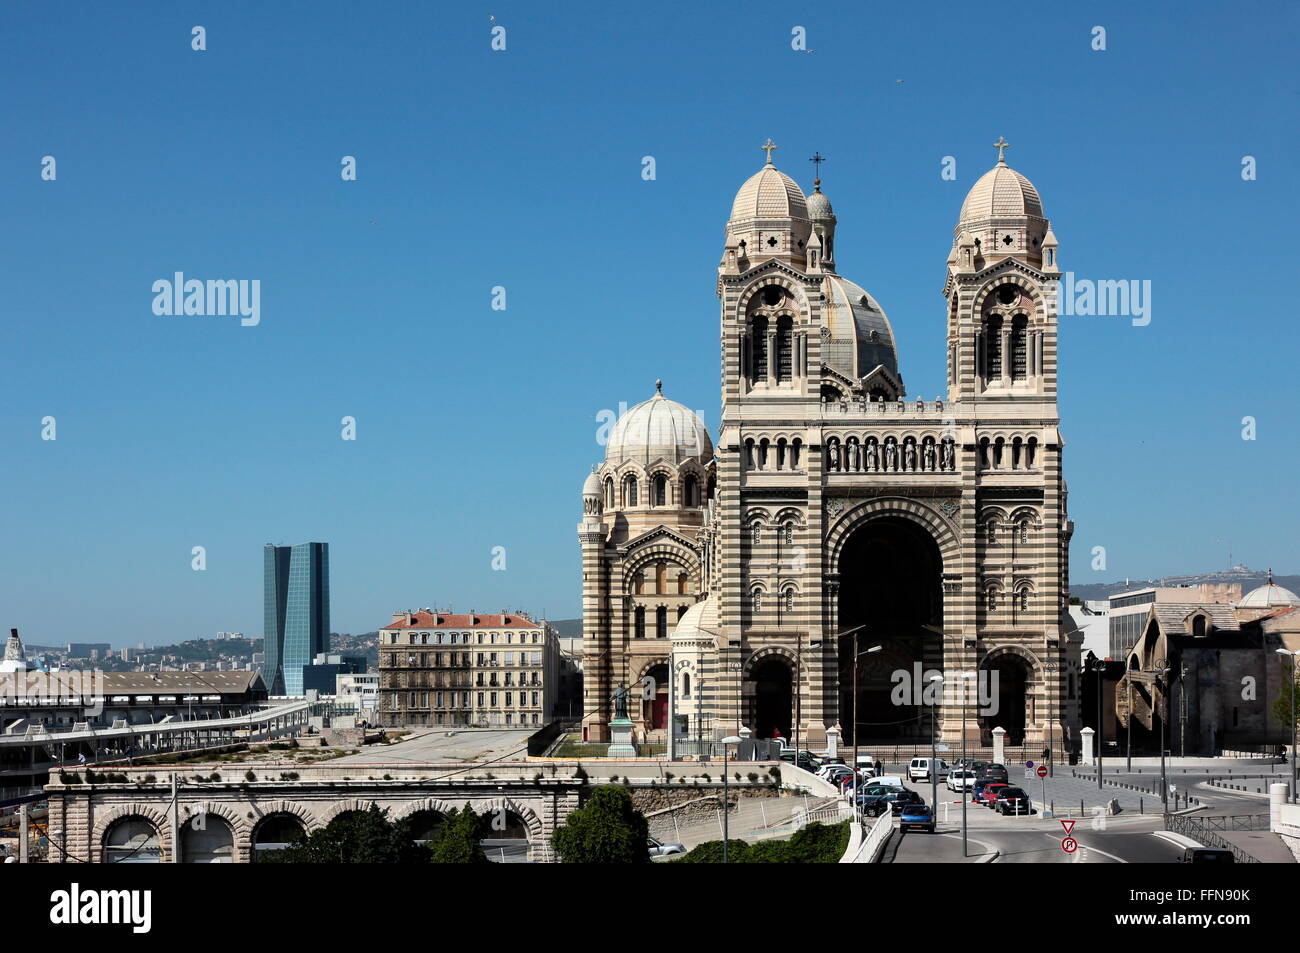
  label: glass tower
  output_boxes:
[263,542,331,696]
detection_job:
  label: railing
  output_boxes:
[820,398,947,416]
[850,811,895,863]
[1165,813,1264,863]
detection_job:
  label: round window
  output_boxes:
[762,286,783,307]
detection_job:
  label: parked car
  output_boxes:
[979,783,1010,807]
[908,757,950,783]
[821,765,854,785]
[947,769,977,793]
[899,803,936,833]
[888,790,926,815]
[1180,847,1235,864]
[994,787,1032,815]
[647,836,686,857]
[857,782,909,816]
[865,775,905,789]
[979,763,1009,783]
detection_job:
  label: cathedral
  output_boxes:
[578,139,1083,752]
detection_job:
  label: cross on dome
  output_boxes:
[761,138,778,166]
[993,136,1010,165]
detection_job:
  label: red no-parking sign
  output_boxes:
[1037,764,1048,778]
[1061,836,1078,853]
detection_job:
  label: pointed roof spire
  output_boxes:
[993,135,1010,166]
[760,137,778,166]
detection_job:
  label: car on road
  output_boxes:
[856,782,909,816]
[994,787,1032,815]
[821,765,855,785]
[647,836,686,857]
[979,763,1009,783]
[899,803,936,833]
[1180,847,1235,864]
[979,782,1010,807]
[888,790,926,815]
[947,769,977,792]
[908,757,950,783]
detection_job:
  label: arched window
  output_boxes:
[604,477,614,510]
[984,315,1003,380]
[655,562,667,593]
[751,522,762,546]
[776,315,794,382]
[783,522,795,545]
[1011,315,1028,380]
[103,816,161,863]
[1019,588,1030,612]
[684,475,698,507]
[784,588,795,612]
[653,473,667,506]
[655,606,668,639]
[751,316,769,382]
[677,572,688,595]
[682,673,691,698]
[677,604,688,620]
[634,606,646,639]
[633,572,645,595]
[986,588,999,613]
[751,588,763,615]
[986,519,998,545]
[1018,520,1030,544]
[624,475,638,507]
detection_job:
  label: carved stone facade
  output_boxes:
[580,141,1083,751]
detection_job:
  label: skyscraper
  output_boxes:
[263,542,331,696]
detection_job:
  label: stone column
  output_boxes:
[825,725,840,759]
[992,726,1006,765]
[1080,727,1095,766]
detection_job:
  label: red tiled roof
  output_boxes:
[381,611,538,630]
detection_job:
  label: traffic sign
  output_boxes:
[1037,764,1048,778]
[1061,837,1078,853]
[1060,819,1076,836]
[1026,760,1034,768]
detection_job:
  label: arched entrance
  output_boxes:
[751,657,793,741]
[482,811,531,863]
[836,515,944,743]
[407,810,447,844]
[102,816,161,864]
[252,813,306,859]
[181,815,235,863]
[980,652,1035,746]
[641,663,669,733]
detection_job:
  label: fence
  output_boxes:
[1165,813,1266,863]
[848,811,894,863]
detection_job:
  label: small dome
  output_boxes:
[1239,581,1300,609]
[581,469,601,497]
[959,162,1044,224]
[730,164,809,223]
[605,382,712,467]
[672,597,720,641]
[806,185,834,222]
[821,275,899,378]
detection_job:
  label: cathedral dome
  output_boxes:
[959,159,1044,225]
[605,381,713,467]
[730,164,809,224]
[1239,580,1300,609]
[821,275,900,380]
[581,469,601,497]
[806,185,834,222]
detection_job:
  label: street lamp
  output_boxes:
[1089,656,1107,790]
[1277,649,1297,803]
[959,671,975,857]
[928,673,944,812]
[721,734,742,863]
[1154,657,1171,810]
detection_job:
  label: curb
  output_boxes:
[978,849,1000,863]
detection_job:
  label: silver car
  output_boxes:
[648,836,686,857]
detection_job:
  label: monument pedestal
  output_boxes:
[606,717,637,758]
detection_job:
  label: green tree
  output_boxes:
[261,803,431,863]
[1272,659,1300,733]
[426,806,490,864]
[551,785,650,863]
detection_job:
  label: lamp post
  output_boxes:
[1179,663,1188,759]
[1154,657,1170,810]
[1090,656,1106,790]
[960,671,974,857]
[1126,674,1133,772]
[834,623,876,815]
[1277,649,1297,802]
[721,734,741,863]
[928,674,944,812]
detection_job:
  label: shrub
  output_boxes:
[573,764,589,782]
[551,786,650,864]
[59,771,82,785]
[663,772,675,783]
[747,772,760,783]
[678,838,751,864]
[245,770,257,782]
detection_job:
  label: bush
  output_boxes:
[747,773,760,783]
[677,821,850,864]
[573,764,589,783]
[663,772,675,783]
[677,839,751,864]
[245,770,257,782]
[59,771,82,785]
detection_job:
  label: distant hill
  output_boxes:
[1072,568,1297,604]
[548,619,582,639]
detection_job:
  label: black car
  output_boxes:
[994,786,1032,815]
[857,785,910,817]
[1181,848,1235,864]
[888,789,926,815]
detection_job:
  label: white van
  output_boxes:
[908,757,949,783]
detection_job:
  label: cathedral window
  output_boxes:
[986,587,999,613]
[784,588,795,612]
[1019,519,1031,544]
[624,475,638,507]
[984,315,1003,379]
[682,673,691,698]
[634,606,646,639]
[751,317,769,382]
[684,475,698,507]
[985,519,998,544]
[604,477,614,510]
[776,316,794,382]
[677,572,688,594]
[655,606,668,639]
[1019,588,1030,612]
[751,522,762,546]
[677,603,688,619]
[634,572,645,595]
[1011,316,1028,380]
[751,588,763,615]
[655,562,667,593]
[653,474,667,506]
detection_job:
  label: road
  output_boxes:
[331,728,534,764]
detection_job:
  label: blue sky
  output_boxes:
[2,1,1297,647]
